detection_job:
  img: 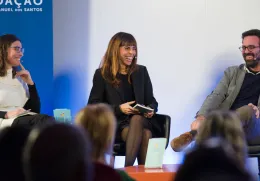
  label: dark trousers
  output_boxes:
[11,114,56,129]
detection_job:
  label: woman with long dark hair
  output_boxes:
[88,32,158,166]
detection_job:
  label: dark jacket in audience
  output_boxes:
[93,162,122,181]
[0,126,31,181]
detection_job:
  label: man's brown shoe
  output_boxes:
[170,132,193,152]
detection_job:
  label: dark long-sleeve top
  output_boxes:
[88,65,158,125]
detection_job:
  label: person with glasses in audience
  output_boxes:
[88,32,159,166]
[0,34,55,129]
[171,29,260,152]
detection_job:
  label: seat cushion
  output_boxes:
[113,142,126,156]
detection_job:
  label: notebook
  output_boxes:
[144,138,167,168]
[133,104,154,114]
[15,109,36,118]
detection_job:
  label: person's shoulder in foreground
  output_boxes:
[116,169,136,181]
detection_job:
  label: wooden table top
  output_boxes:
[119,164,180,181]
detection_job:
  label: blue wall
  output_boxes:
[0,0,53,115]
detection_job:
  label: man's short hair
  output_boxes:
[242,29,260,40]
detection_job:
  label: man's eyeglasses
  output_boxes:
[239,45,260,52]
[10,46,24,54]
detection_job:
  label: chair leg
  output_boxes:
[257,157,260,175]
[109,155,115,168]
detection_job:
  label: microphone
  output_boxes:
[254,50,260,61]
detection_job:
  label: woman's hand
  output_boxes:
[15,63,34,85]
[5,108,26,119]
[120,101,138,115]
[144,111,154,118]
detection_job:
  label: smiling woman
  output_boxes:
[0,34,55,129]
[88,32,159,167]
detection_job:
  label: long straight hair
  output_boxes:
[100,32,138,87]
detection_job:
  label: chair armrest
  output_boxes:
[154,113,171,149]
[248,145,260,156]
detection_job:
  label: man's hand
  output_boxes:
[248,103,259,118]
[190,115,205,130]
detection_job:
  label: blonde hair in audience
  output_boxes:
[196,110,247,167]
[75,103,116,161]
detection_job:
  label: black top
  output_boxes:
[88,65,159,131]
[88,65,158,115]
[0,84,41,118]
[118,73,135,102]
[231,72,260,110]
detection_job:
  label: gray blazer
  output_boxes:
[197,64,260,116]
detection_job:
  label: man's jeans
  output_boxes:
[236,105,260,145]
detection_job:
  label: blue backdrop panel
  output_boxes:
[0,0,53,115]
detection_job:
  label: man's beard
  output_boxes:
[243,52,259,68]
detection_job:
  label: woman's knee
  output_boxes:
[121,127,129,142]
[129,115,144,125]
[142,129,152,140]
